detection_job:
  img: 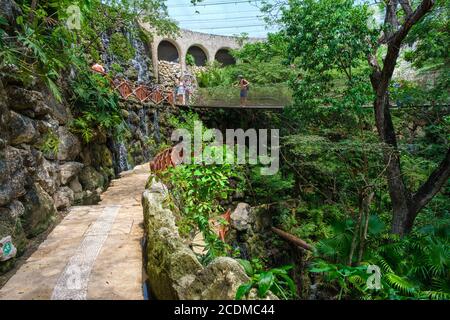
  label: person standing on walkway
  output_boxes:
[176,77,186,105]
[238,75,250,107]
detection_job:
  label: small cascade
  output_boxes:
[138,107,150,137]
[231,233,250,260]
[117,141,130,173]
[127,28,152,83]
[100,32,114,70]
[153,109,160,144]
[138,106,151,161]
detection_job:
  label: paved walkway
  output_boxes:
[0,164,149,300]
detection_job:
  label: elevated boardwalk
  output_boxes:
[188,104,284,110]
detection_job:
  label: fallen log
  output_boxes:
[271,227,314,252]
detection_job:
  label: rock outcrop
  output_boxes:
[0,76,117,272]
[142,178,252,300]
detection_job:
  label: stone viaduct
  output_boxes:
[140,23,261,81]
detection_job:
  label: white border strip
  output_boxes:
[51,205,121,300]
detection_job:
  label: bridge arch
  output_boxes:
[186,44,209,66]
[157,39,181,63]
[214,48,236,67]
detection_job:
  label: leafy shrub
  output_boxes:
[39,131,60,156]
[186,53,195,66]
[108,32,135,62]
[236,258,297,300]
[70,68,124,143]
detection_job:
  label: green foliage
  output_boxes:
[310,215,450,300]
[404,0,449,70]
[195,62,231,88]
[236,259,297,300]
[108,32,135,62]
[281,0,377,75]
[163,162,237,262]
[186,53,195,66]
[0,0,176,141]
[69,67,125,142]
[161,114,243,262]
[196,34,294,89]
[247,166,294,204]
[39,131,60,156]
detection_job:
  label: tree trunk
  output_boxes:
[371,80,412,235]
[367,0,449,235]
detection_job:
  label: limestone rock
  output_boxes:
[59,162,84,185]
[0,80,10,145]
[188,257,250,300]
[41,87,72,125]
[96,145,113,168]
[128,111,140,125]
[124,66,138,81]
[81,189,101,205]
[0,0,21,28]
[56,127,81,161]
[6,86,52,116]
[36,158,59,195]
[69,176,83,194]
[79,166,105,191]
[9,111,38,145]
[142,181,262,300]
[35,119,59,135]
[53,187,74,210]
[21,183,56,237]
[0,147,27,206]
[230,203,253,231]
[6,200,25,219]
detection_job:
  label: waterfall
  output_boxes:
[126,24,152,83]
[153,109,160,144]
[100,32,114,70]
[117,142,130,172]
[139,106,151,161]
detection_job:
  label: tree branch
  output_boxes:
[399,0,413,17]
[377,0,435,99]
[410,148,450,217]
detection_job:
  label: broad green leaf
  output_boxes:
[258,271,274,297]
[235,282,252,300]
[237,259,254,276]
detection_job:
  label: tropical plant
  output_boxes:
[39,131,60,156]
[236,258,297,300]
[186,53,195,66]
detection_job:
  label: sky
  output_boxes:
[165,0,280,38]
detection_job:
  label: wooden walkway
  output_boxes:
[187,105,284,110]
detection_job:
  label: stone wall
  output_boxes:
[141,24,263,81]
[0,75,177,273]
[0,78,112,271]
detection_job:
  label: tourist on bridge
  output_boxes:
[176,77,186,106]
[238,75,250,107]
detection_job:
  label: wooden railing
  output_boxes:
[113,79,175,105]
[92,66,175,105]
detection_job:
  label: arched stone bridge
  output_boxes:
[140,24,261,80]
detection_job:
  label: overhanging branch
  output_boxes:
[410,148,450,216]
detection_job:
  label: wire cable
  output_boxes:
[170,0,264,8]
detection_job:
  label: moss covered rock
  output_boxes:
[142,178,254,300]
[21,183,56,237]
[79,166,105,191]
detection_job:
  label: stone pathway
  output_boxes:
[0,164,149,300]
